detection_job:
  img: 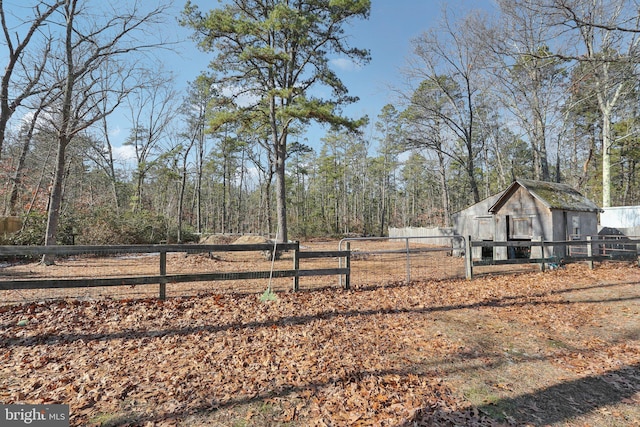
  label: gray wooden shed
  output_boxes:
[453,179,601,260]
[452,192,504,258]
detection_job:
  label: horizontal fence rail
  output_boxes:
[466,236,640,279]
[0,242,351,301]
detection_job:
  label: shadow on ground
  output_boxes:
[400,363,640,426]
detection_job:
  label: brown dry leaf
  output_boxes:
[0,262,638,426]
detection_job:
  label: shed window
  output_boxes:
[511,216,532,239]
[572,216,581,236]
[476,217,493,240]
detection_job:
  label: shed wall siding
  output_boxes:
[452,193,502,259]
[493,186,553,257]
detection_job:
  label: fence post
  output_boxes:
[537,237,546,272]
[293,242,300,292]
[636,243,640,268]
[159,250,167,300]
[586,236,594,269]
[405,238,411,283]
[465,236,473,280]
[345,242,351,290]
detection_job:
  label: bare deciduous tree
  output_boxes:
[476,0,569,182]
[0,0,63,160]
[125,74,178,213]
[406,9,487,204]
[511,0,640,206]
[41,0,171,264]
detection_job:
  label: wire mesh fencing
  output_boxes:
[338,236,467,287]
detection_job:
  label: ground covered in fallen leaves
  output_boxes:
[0,262,639,426]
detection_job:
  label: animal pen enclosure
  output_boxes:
[2,234,638,304]
[0,237,468,304]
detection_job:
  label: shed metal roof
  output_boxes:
[488,179,602,213]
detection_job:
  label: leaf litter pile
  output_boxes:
[1,263,639,426]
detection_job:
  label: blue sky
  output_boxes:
[331,1,458,124]
[162,0,497,154]
[2,0,495,158]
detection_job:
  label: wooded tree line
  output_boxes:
[1,0,640,247]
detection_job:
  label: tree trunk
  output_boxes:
[274,147,287,242]
[0,105,9,162]
[7,117,38,215]
[109,161,119,213]
[222,156,227,234]
[602,113,612,207]
[264,170,273,236]
[595,66,624,209]
[42,136,69,265]
[178,141,194,243]
[133,172,145,212]
[533,108,550,181]
[437,150,451,227]
[270,87,288,242]
[237,148,245,233]
[195,173,202,234]
[466,148,480,203]
[177,166,187,243]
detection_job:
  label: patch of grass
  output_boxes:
[479,404,511,422]
[464,385,500,406]
[181,400,295,427]
[547,338,571,349]
[258,402,276,414]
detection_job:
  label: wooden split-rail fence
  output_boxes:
[0,242,351,300]
[465,235,640,279]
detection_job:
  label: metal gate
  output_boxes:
[338,236,466,286]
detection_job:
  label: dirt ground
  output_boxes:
[0,242,638,426]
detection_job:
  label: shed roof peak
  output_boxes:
[488,179,601,213]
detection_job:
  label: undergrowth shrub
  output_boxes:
[6,212,47,246]
[166,225,200,244]
[1,212,72,261]
[76,209,168,245]
[0,210,193,246]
